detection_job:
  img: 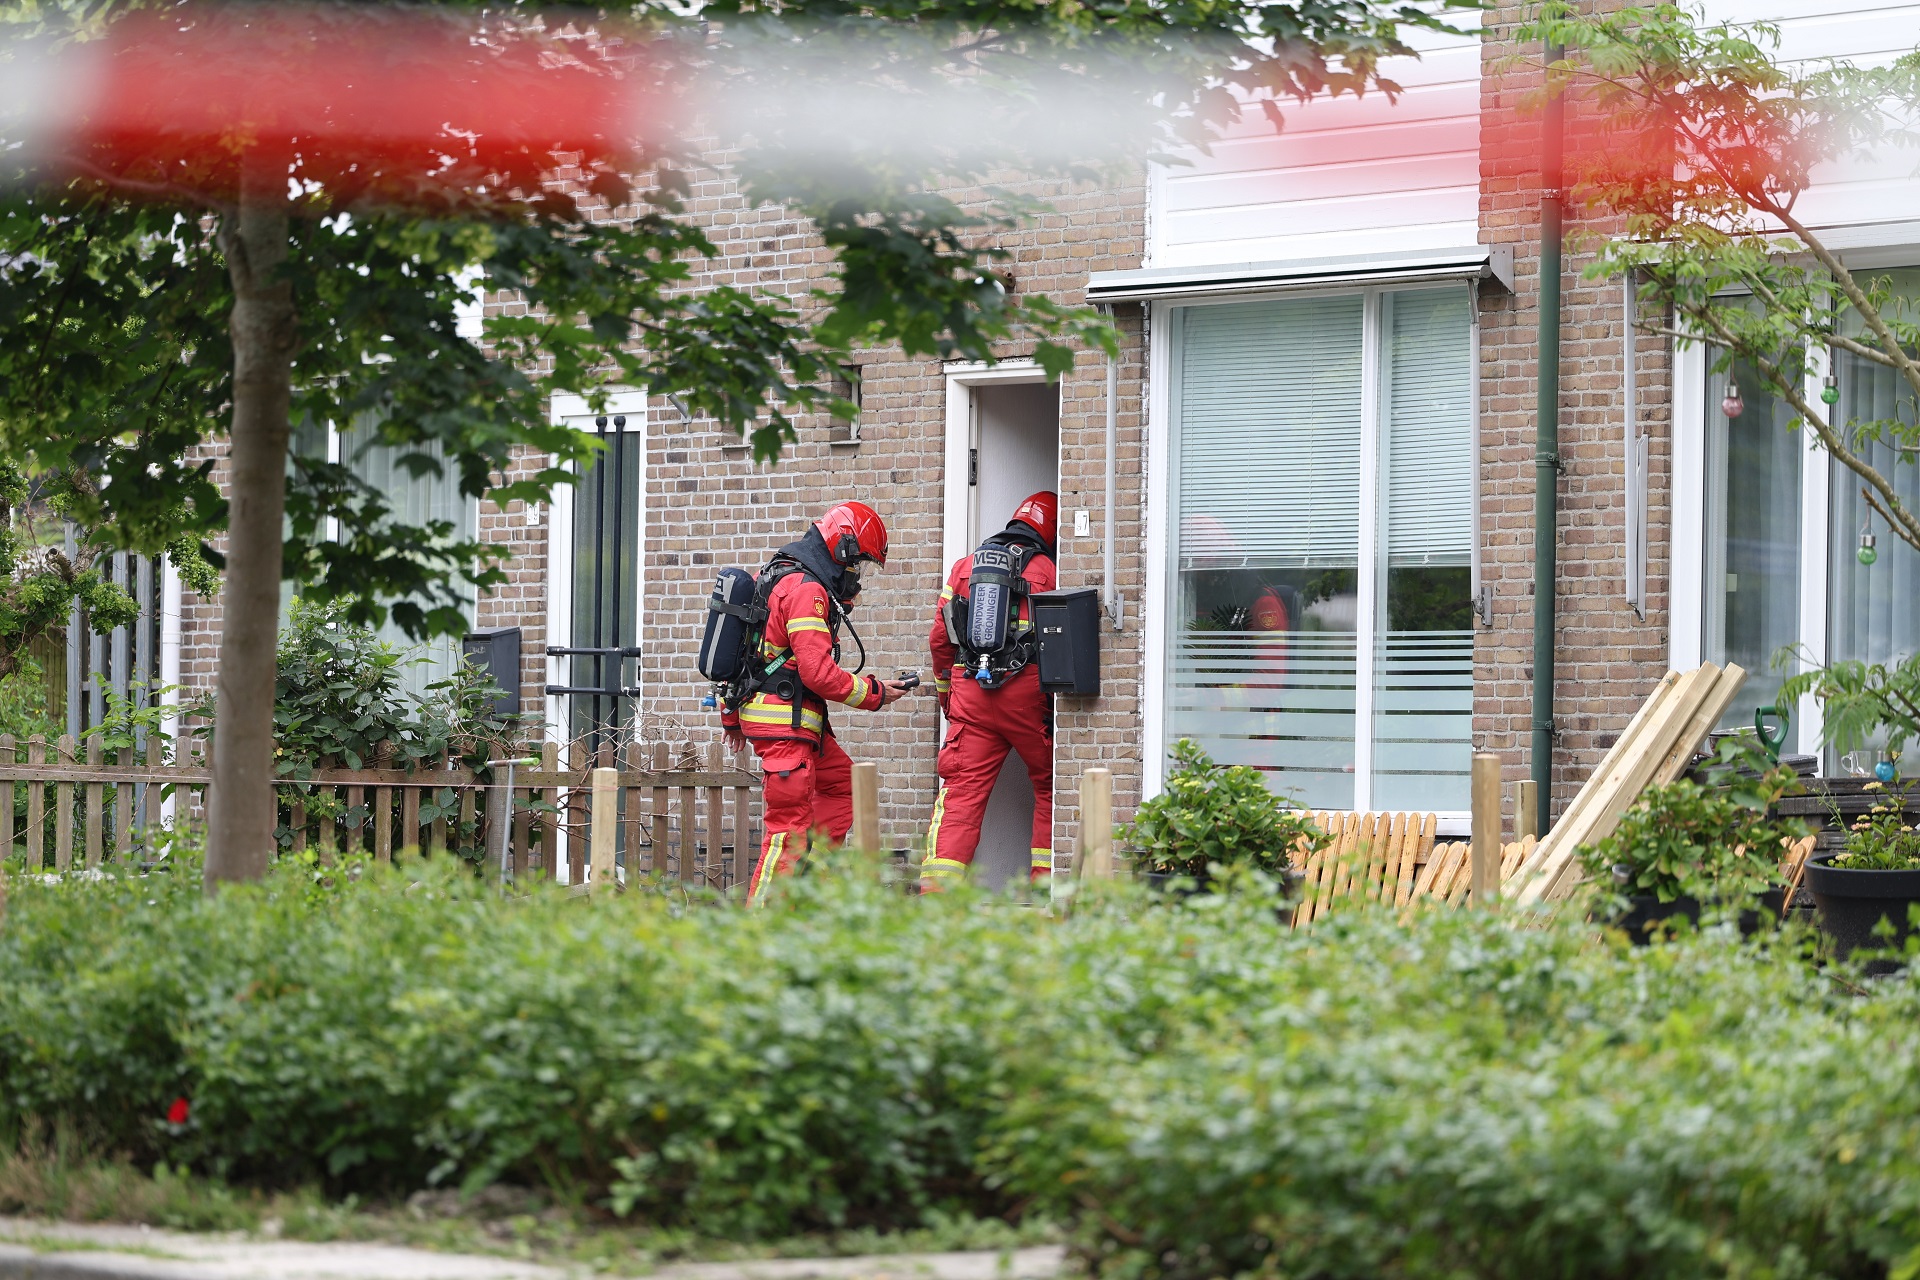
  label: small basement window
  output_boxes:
[827,366,862,446]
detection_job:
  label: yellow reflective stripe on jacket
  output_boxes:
[786,616,831,636]
[740,697,824,736]
[934,676,951,693]
[940,584,955,602]
[839,674,873,708]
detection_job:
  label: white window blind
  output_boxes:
[1176,296,1363,567]
[1383,289,1472,566]
[337,416,479,698]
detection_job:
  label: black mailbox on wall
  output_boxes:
[1031,589,1100,697]
[462,626,523,720]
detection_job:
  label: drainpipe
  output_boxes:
[1099,305,1121,631]
[1531,40,1566,831]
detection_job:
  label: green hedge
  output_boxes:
[5,860,1920,1277]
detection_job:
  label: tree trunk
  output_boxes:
[204,174,296,890]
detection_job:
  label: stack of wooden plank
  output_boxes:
[1505,662,1747,905]
[1415,835,1537,907]
[1287,821,1536,925]
[1290,812,1437,925]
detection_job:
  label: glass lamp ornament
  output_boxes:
[1859,529,1879,566]
[1823,373,1840,405]
[1721,382,1745,418]
[1877,759,1898,783]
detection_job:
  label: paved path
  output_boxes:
[0,1219,1067,1280]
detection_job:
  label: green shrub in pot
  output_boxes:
[1123,739,1327,881]
[1805,784,1920,968]
[1831,789,1920,870]
[1780,652,1920,766]
[1577,747,1804,922]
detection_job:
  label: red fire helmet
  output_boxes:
[1009,490,1058,547]
[815,500,889,568]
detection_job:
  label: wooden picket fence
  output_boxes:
[0,733,761,889]
[1284,811,1536,927]
[1280,807,1809,927]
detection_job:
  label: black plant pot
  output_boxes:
[1745,886,1788,935]
[1142,870,1208,898]
[1613,894,1702,945]
[1611,882,1789,944]
[1804,854,1920,974]
[1141,868,1306,900]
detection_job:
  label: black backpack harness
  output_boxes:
[702,540,866,737]
[944,528,1048,690]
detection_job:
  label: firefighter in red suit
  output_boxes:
[922,492,1058,890]
[720,501,917,903]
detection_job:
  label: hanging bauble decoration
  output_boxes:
[1859,531,1879,565]
[1822,373,1840,405]
[1721,382,1744,417]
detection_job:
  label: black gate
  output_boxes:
[546,413,642,749]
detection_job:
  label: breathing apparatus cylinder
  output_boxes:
[966,543,1016,661]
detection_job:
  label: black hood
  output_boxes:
[998,522,1055,561]
[773,526,855,601]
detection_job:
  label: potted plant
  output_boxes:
[1803,785,1920,972]
[1779,656,1920,837]
[1123,739,1324,897]
[1579,747,1804,943]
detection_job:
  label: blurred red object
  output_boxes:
[20,5,661,203]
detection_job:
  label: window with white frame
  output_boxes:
[1695,267,1920,773]
[1702,351,1803,734]
[1164,286,1476,812]
[338,416,479,696]
[284,413,480,699]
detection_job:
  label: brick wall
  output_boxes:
[620,167,1151,853]
[1476,0,1674,820]
[176,441,227,725]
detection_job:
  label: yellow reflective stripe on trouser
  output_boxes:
[924,785,946,853]
[749,831,785,904]
[921,787,965,885]
[1030,848,1054,875]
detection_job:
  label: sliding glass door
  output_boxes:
[1165,285,1474,813]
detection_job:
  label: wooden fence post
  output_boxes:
[590,765,618,892]
[851,762,880,854]
[1515,778,1539,843]
[1080,767,1113,879]
[1471,753,1502,904]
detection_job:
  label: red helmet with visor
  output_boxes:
[1009,491,1058,548]
[815,500,889,568]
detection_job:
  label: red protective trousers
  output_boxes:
[923,671,1054,889]
[746,733,854,903]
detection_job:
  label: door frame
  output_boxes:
[940,360,1061,883]
[544,389,649,747]
[941,360,1055,574]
